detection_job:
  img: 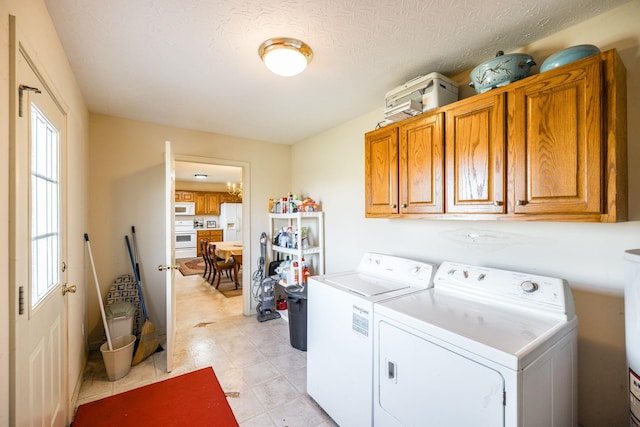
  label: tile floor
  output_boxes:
[74,271,337,426]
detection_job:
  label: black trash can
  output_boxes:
[284,285,308,351]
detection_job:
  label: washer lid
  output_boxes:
[326,272,410,297]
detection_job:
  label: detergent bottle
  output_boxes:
[301,257,311,285]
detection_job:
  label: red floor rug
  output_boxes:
[72,367,238,427]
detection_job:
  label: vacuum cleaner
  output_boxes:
[252,232,281,322]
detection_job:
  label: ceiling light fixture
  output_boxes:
[194,173,208,179]
[258,37,313,77]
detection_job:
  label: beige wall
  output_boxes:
[87,114,291,346]
[0,0,90,424]
[291,2,640,425]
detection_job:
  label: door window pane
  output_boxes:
[31,104,60,307]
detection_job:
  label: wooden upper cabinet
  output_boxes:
[205,193,220,215]
[175,190,194,202]
[510,55,602,218]
[399,113,445,214]
[446,94,506,214]
[194,192,221,215]
[365,125,399,216]
[194,192,206,214]
[219,193,242,204]
[363,49,626,222]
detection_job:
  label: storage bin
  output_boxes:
[105,301,135,338]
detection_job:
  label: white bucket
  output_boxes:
[100,335,136,381]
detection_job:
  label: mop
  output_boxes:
[84,233,114,350]
[125,234,159,365]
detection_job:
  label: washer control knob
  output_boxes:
[520,280,538,293]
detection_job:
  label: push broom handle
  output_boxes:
[125,235,149,320]
[84,233,113,351]
[132,226,140,279]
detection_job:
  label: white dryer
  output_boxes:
[307,253,436,427]
[374,261,578,427]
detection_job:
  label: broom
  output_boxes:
[125,234,159,365]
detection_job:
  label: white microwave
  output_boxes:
[175,202,195,216]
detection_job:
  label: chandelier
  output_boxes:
[227,182,243,199]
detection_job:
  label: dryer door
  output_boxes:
[376,321,505,427]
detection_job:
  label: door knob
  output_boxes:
[158,265,180,271]
[62,283,77,295]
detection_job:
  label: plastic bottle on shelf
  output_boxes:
[287,226,295,248]
[292,260,300,285]
[301,258,311,285]
[278,227,288,248]
[290,193,297,213]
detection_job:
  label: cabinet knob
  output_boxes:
[390,204,397,209]
[516,200,527,206]
[401,204,407,208]
[493,201,504,206]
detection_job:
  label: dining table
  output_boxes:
[209,240,242,261]
[208,241,243,286]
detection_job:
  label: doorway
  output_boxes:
[172,155,251,319]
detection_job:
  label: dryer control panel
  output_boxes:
[356,252,436,289]
[434,261,575,320]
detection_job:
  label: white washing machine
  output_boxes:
[307,253,436,427]
[625,249,640,426]
[374,261,578,427]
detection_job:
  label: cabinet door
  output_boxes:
[219,193,242,204]
[511,57,602,215]
[205,193,220,215]
[446,94,506,213]
[175,190,194,202]
[399,113,444,214]
[196,231,209,257]
[194,192,206,215]
[365,126,399,216]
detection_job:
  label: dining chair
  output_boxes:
[232,254,242,288]
[200,239,212,281]
[209,244,237,289]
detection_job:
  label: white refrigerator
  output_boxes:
[220,203,242,241]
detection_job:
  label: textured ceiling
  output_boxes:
[44,0,628,144]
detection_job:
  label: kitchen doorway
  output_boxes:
[171,155,251,319]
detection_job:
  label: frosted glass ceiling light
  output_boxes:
[258,38,313,77]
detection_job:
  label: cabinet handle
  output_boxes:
[390,204,397,209]
[401,204,407,208]
[516,200,527,206]
[493,201,503,206]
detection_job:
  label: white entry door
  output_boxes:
[163,141,177,372]
[10,24,71,427]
